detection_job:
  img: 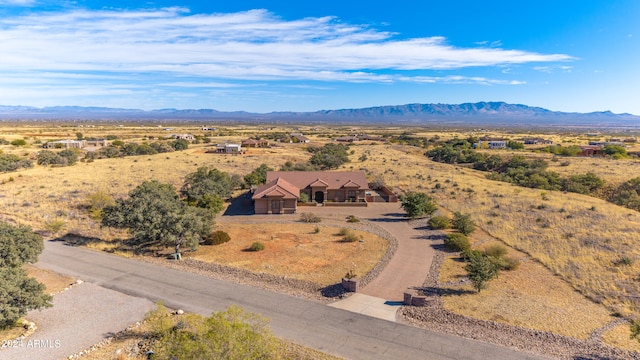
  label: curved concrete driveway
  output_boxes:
[308,203,434,301]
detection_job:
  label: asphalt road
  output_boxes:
[36,240,548,360]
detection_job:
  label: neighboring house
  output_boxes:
[241,139,269,148]
[475,138,507,149]
[523,137,553,145]
[44,140,85,149]
[214,143,242,154]
[334,134,384,142]
[334,136,360,143]
[358,134,385,141]
[252,171,369,214]
[172,134,195,141]
[290,133,310,143]
[85,139,108,148]
[588,141,625,147]
[579,145,604,157]
[201,127,216,131]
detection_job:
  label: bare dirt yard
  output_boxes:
[188,223,388,287]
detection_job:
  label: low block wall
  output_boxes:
[403,289,428,306]
[325,202,367,207]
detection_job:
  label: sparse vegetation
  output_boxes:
[346,215,360,223]
[299,212,321,223]
[465,250,500,292]
[205,230,231,246]
[339,228,360,243]
[444,233,470,252]
[0,153,33,172]
[147,304,278,359]
[248,241,265,252]
[428,215,451,229]
[452,212,476,235]
[400,192,438,218]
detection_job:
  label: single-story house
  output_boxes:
[523,138,553,145]
[579,145,604,157]
[214,143,242,154]
[475,138,507,149]
[172,134,195,141]
[334,136,360,143]
[85,139,108,147]
[241,139,269,148]
[290,133,310,143]
[588,141,625,147]
[252,171,369,214]
[44,140,85,149]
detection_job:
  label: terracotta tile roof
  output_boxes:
[252,177,299,200]
[265,171,369,191]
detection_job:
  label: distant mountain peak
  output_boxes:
[0,102,637,129]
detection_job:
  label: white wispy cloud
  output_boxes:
[0,0,36,5]
[0,7,572,83]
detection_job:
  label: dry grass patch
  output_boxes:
[439,253,614,339]
[602,324,640,352]
[24,264,75,294]
[188,223,387,286]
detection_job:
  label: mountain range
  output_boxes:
[0,102,638,129]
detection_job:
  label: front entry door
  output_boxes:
[271,200,281,213]
[314,191,324,203]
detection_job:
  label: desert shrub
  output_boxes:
[400,192,437,218]
[86,190,115,219]
[58,149,78,165]
[500,256,520,270]
[10,139,26,146]
[346,215,360,223]
[248,241,265,251]
[44,218,65,236]
[483,244,507,258]
[205,230,231,246]
[428,215,450,229]
[465,250,500,292]
[337,227,349,236]
[308,143,350,169]
[37,150,66,166]
[452,212,476,235]
[299,213,321,223]
[147,305,277,359]
[444,233,470,252]
[171,139,189,151]
[340,229,360,243]
[150,142,175,153]
[313,226,320,234]
[0,154,33,172]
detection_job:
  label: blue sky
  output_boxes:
[0,1,638,114]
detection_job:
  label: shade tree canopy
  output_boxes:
[0,221,52,329]
[102,180,213,257]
